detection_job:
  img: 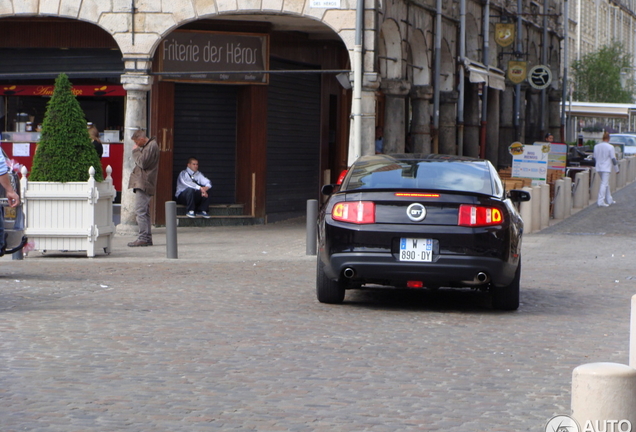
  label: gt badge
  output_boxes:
[407,203,426,222]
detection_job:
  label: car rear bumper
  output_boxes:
[324,252,517,288]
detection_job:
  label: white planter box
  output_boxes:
[20,166,116,257]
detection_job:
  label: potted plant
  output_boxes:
[20,73,116,257]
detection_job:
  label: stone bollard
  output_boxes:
[571,362,636,430]
[531,185,541,232]
[553,179,565,220]
[519,186,533,232]
[563,176,572,217]
[540,183,550,229]
[590,168,600,205]
[306,199,318,255]
[610,168,617,193]
[618,159,627,188]
[573,171,587,209]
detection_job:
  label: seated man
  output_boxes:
[175,157,212,218]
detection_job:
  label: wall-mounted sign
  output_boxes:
[507,61,527,84]
[528,65,552,90]
[495,23,515,47]
[158,31,269,85]
[310,0,341,7]
[1,85,126,97]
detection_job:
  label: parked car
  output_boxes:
[609,133,636,157]
[317,154,530,310]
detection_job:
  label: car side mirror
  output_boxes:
[507,189,531,202]
[321,184,336,196]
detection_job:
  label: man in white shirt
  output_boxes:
[593,132,619,207]
[175,157,212,218]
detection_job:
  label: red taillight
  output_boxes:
[395,193,440,198]
[332,201,375,224]
[457,205,504,227]
[407,281,424,288]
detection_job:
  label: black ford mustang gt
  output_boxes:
[317,154,530,310]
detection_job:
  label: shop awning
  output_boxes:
[464,60,506,90]
[488,69,506,91]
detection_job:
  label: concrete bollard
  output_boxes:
[531,185,541,232]
[590,168,600,205]
[563,176,572,217]
[573,171,587,209]
[571,362,636,430]
[618,159,628,188]
[306,199,318,255]
[610,168,617,193]
[553,179,565,220]
[165,201,178,259]
[519,187,533,232]
[540,183,550,229]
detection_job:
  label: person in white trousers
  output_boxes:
[594,131,619,207]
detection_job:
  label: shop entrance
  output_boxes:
[172,83,238,204]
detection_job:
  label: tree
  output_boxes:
[30,73,103,182]
[572,42,634,103]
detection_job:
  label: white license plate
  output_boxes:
[399,238,433,262]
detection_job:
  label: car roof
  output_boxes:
[354,153,487,164]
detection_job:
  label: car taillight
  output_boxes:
[457,205,503,227]
[332,201,375,224]
[336,169,348,185]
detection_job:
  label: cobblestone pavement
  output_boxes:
[1,184,636,431]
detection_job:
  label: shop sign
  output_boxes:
[1,84,126,97]
[507,61,527,84]
[310,0,341,8]
[528,65,552,90]
[495,23,515,47]
[158,31,269,84]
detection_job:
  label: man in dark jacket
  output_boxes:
[127,129,160,247]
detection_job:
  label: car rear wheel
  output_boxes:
[316,254,345,304]
[491,261,521,311]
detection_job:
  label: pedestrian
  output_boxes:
[544,132,554,143]
[0,150,20,252]
[88,124,103,158]
[175,157,212,218]
[593,131,619,207]
[127,129,160,246]
[375,126,384,154]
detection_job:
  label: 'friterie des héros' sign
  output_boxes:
[158,31,269,84]
[510,143,549,185]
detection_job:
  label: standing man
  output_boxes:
[0,151,20,252]
[175,157,212,218]
[594,131,618,207]
[127,129,160,247]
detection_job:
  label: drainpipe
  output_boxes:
[541,0,548,135]
[432,0,442,153]
[457,0,466,156]
[514,0,522,141]
[479,0,490,159]
[348,0,365,165]
[561,0,569,141]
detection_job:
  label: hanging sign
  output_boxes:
[528,65,552,90]
[507,61,527,84]
[157,31,269,84]
[495,24,515,47]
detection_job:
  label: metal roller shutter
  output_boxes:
[266,60,321,221]
[173,83,238,204]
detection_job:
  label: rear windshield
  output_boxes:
[343,159,495,195]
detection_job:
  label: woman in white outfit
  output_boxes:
[593,131,619,207]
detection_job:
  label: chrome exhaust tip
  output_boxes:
[343,268,356,279]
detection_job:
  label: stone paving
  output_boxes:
[1,184,636,431]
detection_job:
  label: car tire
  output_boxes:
[316,254,345,304]
[491,261,521,311]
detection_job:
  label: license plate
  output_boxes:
[399,238,433,262]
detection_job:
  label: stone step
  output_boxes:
[176,204,244,217]
[176,215,263,227]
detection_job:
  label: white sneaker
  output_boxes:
[197,211,211,219]
[187,210,196,218]
[598,203,609,207]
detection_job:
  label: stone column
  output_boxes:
[499,86,515,166]
[439,91,458,155]
[463,83,481,158]
[410,85,433,154]
[381,79,411,153]
[486,87,501,167]
[549,88,562,140]
[118,73,153,232]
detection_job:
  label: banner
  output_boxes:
[1,84,126,97]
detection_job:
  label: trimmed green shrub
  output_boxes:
[30,73,103,182]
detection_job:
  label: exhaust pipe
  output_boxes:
[476,272,489,283]
[343,268,356,279]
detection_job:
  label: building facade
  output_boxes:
[0,0,563,226]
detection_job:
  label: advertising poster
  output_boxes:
[510,143,549,185]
